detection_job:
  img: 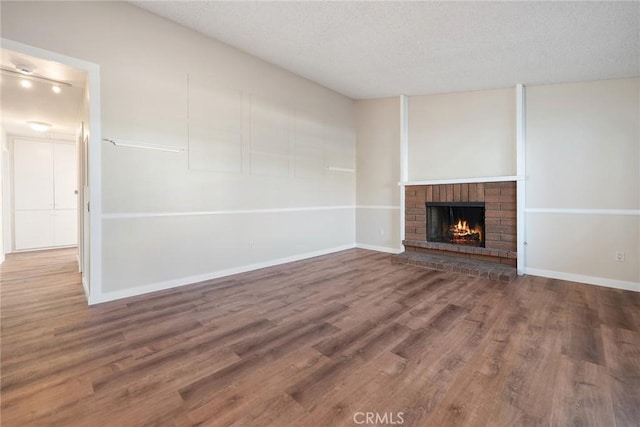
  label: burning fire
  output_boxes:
[453,219,471,236]
[450,219,482,241]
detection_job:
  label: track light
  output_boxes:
[1,67,72,90]
[15,64,33,75]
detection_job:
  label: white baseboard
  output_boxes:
[88,243,357,305]
[524,267,640,293]
[355,243,403,254]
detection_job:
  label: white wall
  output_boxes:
[525,78,639,289]
[355,97,402,252]
[1,134,11,257]
[1,1,356,300]
[408,88,516,180]
[0,128,6,264]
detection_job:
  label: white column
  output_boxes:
[516,84,526,275]
[399,95,409,245]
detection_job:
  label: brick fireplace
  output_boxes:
[399,181,517,280]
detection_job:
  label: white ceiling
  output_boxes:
[1,50,86,140]
[134,1,640,99]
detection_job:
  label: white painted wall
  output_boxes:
[408,88,516,180]
[1,130,10,258]
[1,2,356,301]
[525,78,639,289]
[355,97,402,252]
[0,128,5,264]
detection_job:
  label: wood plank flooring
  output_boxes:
[1,248,639,426]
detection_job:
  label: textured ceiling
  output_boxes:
[133,1,640,99]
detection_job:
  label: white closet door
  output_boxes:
[13,140,78,251]
[53,143,77,209]
[15,210,55,250]
[14,140,54,210]
[54,210,77,246]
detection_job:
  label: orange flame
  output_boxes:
[451,219,482,240]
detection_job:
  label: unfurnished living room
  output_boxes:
[0,1,639,426]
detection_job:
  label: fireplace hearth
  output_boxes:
[426,202,485,247]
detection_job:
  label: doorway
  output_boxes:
[0,40,100,303]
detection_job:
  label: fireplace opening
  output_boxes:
[426,202,485,247]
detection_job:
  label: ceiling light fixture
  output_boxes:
[0,67,72,90]
[26,121,52,132]
[52,85,61,94]
[15,64,33,75]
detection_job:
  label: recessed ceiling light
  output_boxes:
[26,121,52,132]
[52,85,61,94]
[20,79,32,88]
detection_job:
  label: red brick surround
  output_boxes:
[404,181,516,267]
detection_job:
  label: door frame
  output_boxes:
[1,38,102,303]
